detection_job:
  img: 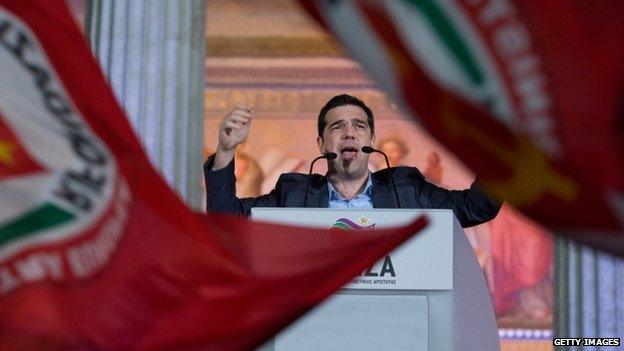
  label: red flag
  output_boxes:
[300,0,624,254]
[0,1,428,350]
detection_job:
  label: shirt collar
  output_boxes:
[327,173,373,201]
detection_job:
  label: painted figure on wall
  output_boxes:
[233,148,264,198]
[423,151,444,185]
[375,135,409,168]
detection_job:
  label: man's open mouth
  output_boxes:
[340,147,358,161]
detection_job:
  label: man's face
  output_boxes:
[317,104,374,178]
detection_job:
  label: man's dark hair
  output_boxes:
[317,94,375,137]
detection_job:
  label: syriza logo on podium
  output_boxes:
[0,7,131,296]
[330,216,398,288]
[322,210,453,291]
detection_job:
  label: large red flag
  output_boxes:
[0,1,428,350]
[300,0,624,254]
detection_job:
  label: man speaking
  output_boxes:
[204,94,500,227]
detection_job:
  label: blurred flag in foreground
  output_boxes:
[300,0,624,254]
[0,1,428,350]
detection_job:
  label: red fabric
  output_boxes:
[362,1,620,231]
[454,0,624,190]
[299,0,624,253]
[0,212,427,351]
[514,1,624,189]
[0,1,429,350]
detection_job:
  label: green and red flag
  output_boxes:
[301,0,624,254]
[0,1,428,350]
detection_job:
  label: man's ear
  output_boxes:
[317,136,324,153]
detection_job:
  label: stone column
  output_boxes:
[84,0,205,209]
[555,238,624,349]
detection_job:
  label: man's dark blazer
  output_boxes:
[204,155,501,228]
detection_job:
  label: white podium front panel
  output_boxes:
[251,208,500,351]
[251,208,452,290]
[275,294,428,351]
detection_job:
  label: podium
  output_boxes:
[251,208,499,351]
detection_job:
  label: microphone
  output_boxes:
[361,146,401,208]
[303,152,337,207]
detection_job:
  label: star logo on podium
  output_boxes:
[358,215,370,226]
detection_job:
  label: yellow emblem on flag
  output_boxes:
[441,101,578,206]
[0,139,16,166]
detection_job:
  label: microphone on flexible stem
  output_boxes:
[361,146,401,208]
[303,152,337,207]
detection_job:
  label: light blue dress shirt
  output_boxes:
[327,174,374,209]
